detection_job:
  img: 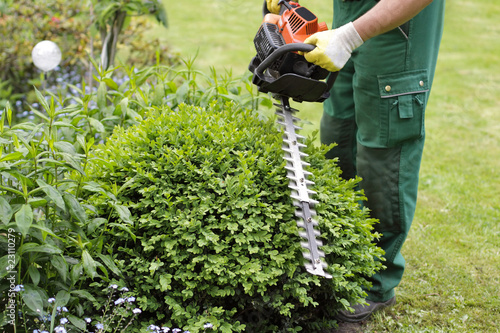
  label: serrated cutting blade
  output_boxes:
[276,97,331,279]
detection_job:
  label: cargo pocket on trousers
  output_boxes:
[378,69,429,147]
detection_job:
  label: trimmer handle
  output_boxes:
[254,43,315,79]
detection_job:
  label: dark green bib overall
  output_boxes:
[321,0,445,302]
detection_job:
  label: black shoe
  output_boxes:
[336,296,396,323]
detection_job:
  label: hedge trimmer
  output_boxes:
[248,0,337,278]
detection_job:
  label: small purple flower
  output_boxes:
[109,284,118,289]
[132,308,142,314]
[120,287,129,292]
[60,318,69,325]
[62,307,68,312]
[48,297,56,303]
[172,329,181,333]
[161,327,170,333]
[203,323,213,329]
[114,298,125,305]
[96,323,104,330]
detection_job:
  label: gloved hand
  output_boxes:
[266,0,281,14]
[301,22,364,72]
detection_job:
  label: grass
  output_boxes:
[156,0,499,331]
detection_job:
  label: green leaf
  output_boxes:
[36,179,66,211]
[63,193,88,223]
[88,218,107,234]
[0,197,13,225]
[53,141,76,154]
[15,204,33,238]
[96,253,121,277]
[20,243,62,255]
[21,284,44,314]
[97,81,107,110]
[28,265,40,285]
[67,314,87,331]
[111,203,133,224]
[51,255,68,282]
[34,87,52,117]
[82,250,97,279]
[88,117,106,133]
[71,289,97,302]
[0,151,23,162]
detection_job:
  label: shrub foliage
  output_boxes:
[81,101,383,332]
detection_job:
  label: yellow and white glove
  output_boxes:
[266,0,281,14]
[302,22,364,72]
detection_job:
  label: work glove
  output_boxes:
[302,22,364,72]
[266,0,281,14]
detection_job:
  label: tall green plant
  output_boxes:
[93,0,168,70]
[0,61,273,331]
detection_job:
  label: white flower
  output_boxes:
[127,296,136,303]
[60,318,69,325]
[109,284,118,289]
[161,327,170,333]
[114,298,125,305]
[96,323,104,330]
[120,287,129,292]
[148,325,160,332]
[54,326,67,333]
[85,318,92,323]
[62,307,68,312]
[132,308,142,314]
[172,329,181,333]
[48,298,56,303]
[203,323,213,329]
[33,330,40,333]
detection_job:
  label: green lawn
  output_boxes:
[156,0,500,331]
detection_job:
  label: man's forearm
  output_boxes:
[353,0,434,41]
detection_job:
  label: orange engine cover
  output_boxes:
[278,5,328,44]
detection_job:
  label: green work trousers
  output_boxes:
[321,0,445,302]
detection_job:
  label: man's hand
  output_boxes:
[266,0,281,14]
[302,22,364,72]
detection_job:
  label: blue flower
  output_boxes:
[48,297,56,303]
[62,307,68,312]
[114,298,125,305]
[172,329,181,333]
[60,318,69,325]
[13,285,24,292]
[96,323,104,330]
[127,296,136,303]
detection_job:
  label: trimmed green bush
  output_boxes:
[82,101,383,332]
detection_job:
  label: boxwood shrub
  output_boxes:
[81,101,383,332]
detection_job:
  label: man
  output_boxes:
[267,0,445,323]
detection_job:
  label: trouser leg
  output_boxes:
[321,60,357,180]
[324,0,445,302]
[357,138,424,302]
